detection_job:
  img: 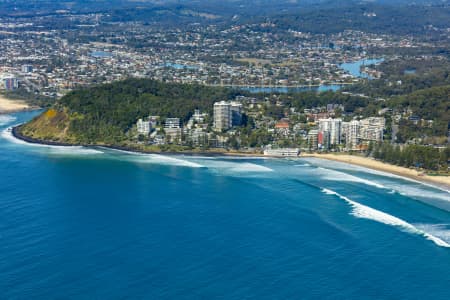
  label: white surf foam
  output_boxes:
[386,183,450,202]
[322,188,450,248]
[1,127,103,155]
[122,153,204,168]
[414,224,450,244]
[294,163,311,167]
[0,115,16,126]
[191,159,274,177]
[305,157,450,194]
[227,162,274,173]
[317,167,386,189]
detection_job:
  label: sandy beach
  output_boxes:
[0,94,30,113]
[303,153,450,189]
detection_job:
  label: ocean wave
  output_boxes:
[1,127,103,155]
[0,115,16,126]
[294,163,311,167]
[120,153,205,168]
[304,157,450,195]
[316,167,386,189]
[322,188,450,248]
[227,162,274,173]
[414,224,450,244]
[386,183,450,202]
[101,148,274,172]
[194,159,274,177]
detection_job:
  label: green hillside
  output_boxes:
[19,79,239,145]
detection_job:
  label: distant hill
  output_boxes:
[2,0,449,37]
[1,0,449,16]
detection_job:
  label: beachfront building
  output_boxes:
[164,118,182,143]
[307,129,319,150]
[342,117,385,149]
[214,101,231,131]
[213,101,243,131]
[342,120,361,149]
[318,118,342,145]
[318,130,330,150]
[230,101,243,126]
[359,117,385,142]
[137,118,151,135]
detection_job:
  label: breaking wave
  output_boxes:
[316,167,385,189]
[194,159,274,177]
[387,183,450,202]
[1,127,103,155]
[294,163,311,167]
[131,153,205,168]
[106,150,274,172]
[0,115,16,126]
[107,150,205,168]
[304,157,450,195]
[322,188,450,248]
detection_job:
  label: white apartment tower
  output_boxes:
[318,118,342,145]
[214,101,243,131]
[359,117,385,142]
[344,120,361,149]
[214,101,231,131]
[137,118,151,135]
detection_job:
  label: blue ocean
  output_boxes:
[1,111,450,299]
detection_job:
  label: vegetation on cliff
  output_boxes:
[20,79,240,145]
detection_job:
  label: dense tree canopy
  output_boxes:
[57,79,241,143]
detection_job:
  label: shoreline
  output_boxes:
[11,125,450,190]
[11,125,267,158]
[0,94,36,114]
[302,153,450,190]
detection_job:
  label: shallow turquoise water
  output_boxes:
[1,111,450,299]
[340,58,384,79]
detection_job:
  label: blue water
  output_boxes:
[1,112,450,299]
[90,51,113,58]
[241,84,342,94]
[340,58,384,79]
[404,69,417,75]
[242,58,383,93]
[164,63,198,70]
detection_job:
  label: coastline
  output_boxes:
[0,94,30,114]
[11,125,450,190]
[11,125,267,158]
[302,153,450,190]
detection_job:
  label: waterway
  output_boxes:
[1,111,450,299]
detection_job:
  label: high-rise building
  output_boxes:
[318,118,342,145]
[3,76,18,91]
[318,130,330,150]
[307,129,319,150]
[214,101,232,131]
[137,118,151,135]
[359,117,385,142]
[214,101,243,131]
[342,120,361,149]
[342,117,385,149]
[230,102,243,126]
